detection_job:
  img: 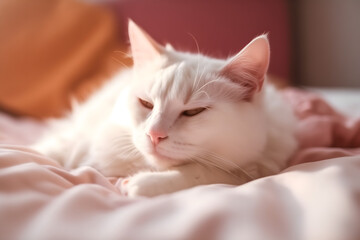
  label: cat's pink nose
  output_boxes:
[147,130,168,145]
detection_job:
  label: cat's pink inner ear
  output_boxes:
[220,35,270,99]
[128,20,164,67]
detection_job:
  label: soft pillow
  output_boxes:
[0,0,130,118]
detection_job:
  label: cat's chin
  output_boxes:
[144,152,186,169]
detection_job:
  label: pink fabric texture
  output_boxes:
[0,113,45,145]
[0,88,360,240]
[0,145,359,240]
[282,88,360,165]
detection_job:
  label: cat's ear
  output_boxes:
[220,35,270,99]
[128,20,164,67]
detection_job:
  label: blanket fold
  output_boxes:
[0,144,359,240]
[282,88,360,165]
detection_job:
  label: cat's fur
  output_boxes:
[33,21,297,197]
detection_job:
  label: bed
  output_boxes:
[1,87,360,240]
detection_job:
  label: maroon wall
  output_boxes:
[113,0,292,81]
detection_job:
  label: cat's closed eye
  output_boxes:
[139,98,153,110]
[182,107,206,117]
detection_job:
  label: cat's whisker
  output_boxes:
[192,155,227,172]
[183,144,254,180]
[187,33,202,92]
[179,144,237,176]
[193,67,206,93]
[109,135,140,158]
[111,56,131,70]
[193,90,210,100]
[95,145,141,171]
[192,60,201,91]
[196,79,218,93]
[113,50,132,57]
[191,155,245,181]
[191,61,200,91]
[203,152,255,180]
[187,32,201,56]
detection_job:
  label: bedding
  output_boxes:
[0,88,360,240]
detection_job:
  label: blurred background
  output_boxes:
[293,0,360,87]
[0,0,359,118]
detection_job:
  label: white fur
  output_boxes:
[33,23,297,197]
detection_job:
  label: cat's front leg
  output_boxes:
[122,163,247,197]
[121,170,184,197]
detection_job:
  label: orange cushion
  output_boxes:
[0,0,131,119]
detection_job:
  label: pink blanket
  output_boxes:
[0,88,360,240]
[284,89,360,165]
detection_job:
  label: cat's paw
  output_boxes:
[121,172,174,197]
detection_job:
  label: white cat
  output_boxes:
[33,20,297,197]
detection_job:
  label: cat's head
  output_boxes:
[124,20,270,170]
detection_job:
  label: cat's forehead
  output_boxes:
[150,62,193,94]
[150,62,195,101]
[133,54,231,107]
